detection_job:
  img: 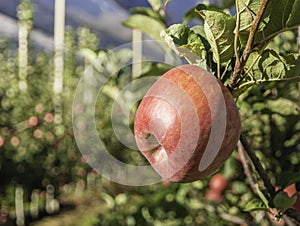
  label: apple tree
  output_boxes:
[120,0,300,224]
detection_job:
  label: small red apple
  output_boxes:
[35,103,44,114]
[284,183,297,197]
[0,136,4,147]
[44,113,54,123]
[10,136,20,147]
[205,189,223,203]
[134,65,241,183]
[28,116,39,127]
[33,129,43,139]
[209,173,229,193]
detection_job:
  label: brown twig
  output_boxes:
[237,141,257,193]
[240,134,300,224]
[286,209,300,225]
[234,0,241,66]
[283,215,298,226]
[239,133,275,197]
[228,0,269,90]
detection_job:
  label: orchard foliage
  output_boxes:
[123,0,300,224]
[0,0,300,225]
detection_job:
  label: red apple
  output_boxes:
[28,116,39,127]
[35,103,44,114]
[209,173,229,193]
[134,65,241,183]
[284,183,297,197]
[33,129,43,139]
[44,113,54,123]
[0,136,4,147]
[10,136,20,147]
[205,189,223,203]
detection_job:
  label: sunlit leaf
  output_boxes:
[131,7,165,24]
[162,24,207,68]
[238,50,300,90]
[123,14,166,41]
[237,0,300,48]
[147,0,162,11]
[164,0,172,7]
[244,199,269,212]
[197,6,235,65]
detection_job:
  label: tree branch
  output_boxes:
[239,133,275,197]
[240,134,300,224]
[286,209,300,225]
[237,141,257,194]
[228,0,269,90]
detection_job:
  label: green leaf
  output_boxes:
[165,24,190,46]
[197,7,236,65]
[131,7,165,24]
[237,0,300,48]
[267,98,298,116]
[278,172,300,189]
[123,14,166,41]
[218,0,235,9]
[147,0,162,11]
[286,0,300,27]
[238,49,300,90]
[183,7,204,23]
[164,0,172,7]
[244,199,269,212]
[257,50,287,80]
[162,24,207,68]
[270,190,297,212]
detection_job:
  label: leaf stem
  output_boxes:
[228,0,269,90]
[255,184,270,209]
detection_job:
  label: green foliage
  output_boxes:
[130,7,165,24]
[197,5,236,76]
[165,24,207,62]
[237,0,300,47]
[278,172,300,189]
[123,15,166,41]
[1,0,300,225]
[244,199,268,212]
[270,190,297,212]
[147,0,162,11]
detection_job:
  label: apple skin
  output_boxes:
[134,65,241,183]
[209,173,229,193]
[205,189,223,203]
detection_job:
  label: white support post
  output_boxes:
[53,0,66,126]
[15,187,25,226]
[132,29,142,79]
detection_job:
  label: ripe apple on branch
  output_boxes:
[134,64,241,183]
